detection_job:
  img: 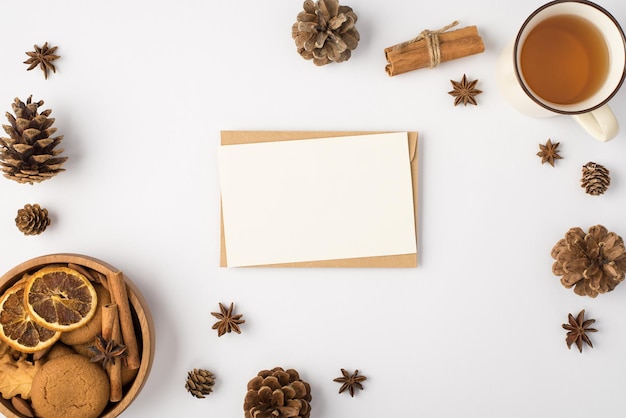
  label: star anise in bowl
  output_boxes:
[88,334,128,369]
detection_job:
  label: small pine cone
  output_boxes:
[185,369,215,398]
[551,225,626,297]
[292,0,359,66]
[15,203,50,235]
[244,367,312,418]
[581,162,610,195]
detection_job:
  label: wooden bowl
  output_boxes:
[0,254,155,418]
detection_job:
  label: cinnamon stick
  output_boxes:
[102,303,123,402]
[108,271,140,370]
[68,263,109,291]
[385,25,485,76]
[94,270,110,292]
[67,263,97,283]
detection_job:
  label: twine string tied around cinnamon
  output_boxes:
[396,20,460,68]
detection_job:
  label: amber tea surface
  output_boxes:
[520,14,609,105]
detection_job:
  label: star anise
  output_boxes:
[333,368,367,397]
[24,42,60,80]
[562,309,597,353]
[537,139,562,167]
[211,302,245,337]
[448,74,482,106]
[88,335,128,369]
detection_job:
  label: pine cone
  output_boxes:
[581,162,610,195]
[244,367,312,418]
[551,225,626,297]
[15,203,50,235]
[292,0,359,66]
[185,369,215,398]
[0,96,67,184]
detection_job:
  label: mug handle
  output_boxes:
[571,105,619,142]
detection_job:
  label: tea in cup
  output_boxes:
[497,0,626,141]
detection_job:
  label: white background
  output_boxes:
[1,1,626,417]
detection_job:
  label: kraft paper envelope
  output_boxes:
[219,130,419,267]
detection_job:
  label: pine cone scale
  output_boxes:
[304,36,318,52]
[32,154,52,164]
[297,11,317,23]
[583,263,600,279]
[329,15,347,30]
[16,118,31,132]
[604,244,623,260]
[23,128,41,141]
[12,144,32,154]
[3,159,20,167]
[603,263,618,278]
[564,258,587,272]
[297,21,317,33]
[303,0,316,12]
[315,32,328,48]
[561,272,583,287]
[342,32,359,49]
[312,48,327,60]
[2,126,16,138]
[324,0,338,16]
[35,138,55,149]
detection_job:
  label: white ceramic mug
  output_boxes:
[497,0,626,141]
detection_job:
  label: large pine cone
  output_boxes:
[581,162,610,195]
[15,203,51,235]
[0,96,67,184]
[551,225,626,297]
[292,0,359,66]
[244,367,312,418]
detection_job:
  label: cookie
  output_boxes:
[60,283,111,346]
[31,354,110,418]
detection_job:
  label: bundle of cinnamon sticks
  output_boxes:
[385,24,485,76]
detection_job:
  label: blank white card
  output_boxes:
[218,132,416,267]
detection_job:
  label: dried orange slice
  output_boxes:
[0,279,61,353]
[24,266,98,332]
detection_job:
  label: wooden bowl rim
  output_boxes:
[0,253,155,418]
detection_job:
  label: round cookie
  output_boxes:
[60,283,111,345]
[31,354,110,418]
